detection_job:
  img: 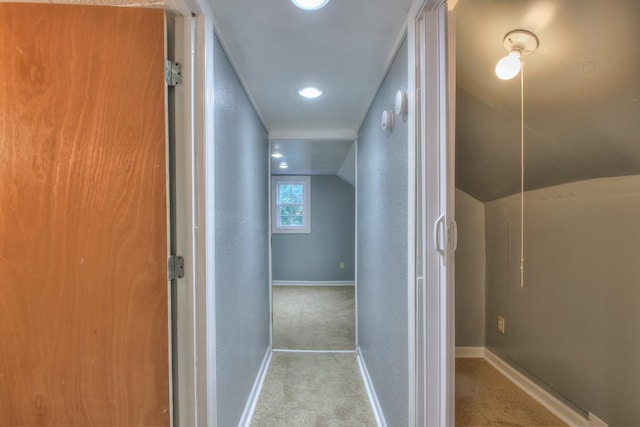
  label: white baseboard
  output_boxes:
[588,412,608,427]
[239,347,273,427]
[272,280,355,287]
[272,348,356,354]
[455,346,486,358]
[483,349,590,426]
[356,346,386,427]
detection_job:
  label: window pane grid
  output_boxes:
[272,177,310,233]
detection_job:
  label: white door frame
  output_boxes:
[168,0,217,425]
[407,0,456,425]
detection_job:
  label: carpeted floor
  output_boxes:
[456,358,568,426]
[250,352,376,427]
[266,286,566,426]
[272,286,355,350]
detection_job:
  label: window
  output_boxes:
[272,176,311,233]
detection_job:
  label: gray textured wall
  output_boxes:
[213,35,271,427]
[272,175,355,282]
[485,176,640,426]
[357,37,408,427]
[455,189,486,347]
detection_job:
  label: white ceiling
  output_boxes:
[208,0,640,200]
[209,0,415,180]
[209,0,415,135]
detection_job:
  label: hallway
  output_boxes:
[252,286,375,426]
[251,352,375,426]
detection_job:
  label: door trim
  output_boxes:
[167,0,218,425]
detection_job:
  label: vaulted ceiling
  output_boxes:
[209,0,640,200]
[456,0,640,201]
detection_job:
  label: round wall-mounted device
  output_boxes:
[381,110,394,131]
[394,90,407,115]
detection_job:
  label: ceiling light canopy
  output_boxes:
[298,87,323,99]
[495,30,539,80]
[291,0,329,10]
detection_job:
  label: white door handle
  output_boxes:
[434,214,446,253]
[450,220,458,252]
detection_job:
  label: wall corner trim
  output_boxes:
[238,347,273,427]
[483,349,590,426]
[356,346,387,427]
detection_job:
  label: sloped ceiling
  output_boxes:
[456,0,640,201]
[271,139,354,179]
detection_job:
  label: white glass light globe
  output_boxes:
[495,51,522,80]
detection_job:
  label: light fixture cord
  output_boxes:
[520,61,525,288]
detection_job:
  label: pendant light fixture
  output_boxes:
[495,30,539,80]
[496,29,539,287]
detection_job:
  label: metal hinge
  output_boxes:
[164,60,182,86]
[168,255,185,280]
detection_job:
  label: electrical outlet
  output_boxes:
[498,316,506,334]
[339,262,345,269]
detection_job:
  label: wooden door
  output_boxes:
[0,4,169,426]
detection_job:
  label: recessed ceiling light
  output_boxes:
[279,162,289,169]
[271,153,283,158]
[298,87,323,99]
[291,0,329,10]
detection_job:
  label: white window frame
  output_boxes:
[271,176,311,234]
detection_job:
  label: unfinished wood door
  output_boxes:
[0,4,169,426]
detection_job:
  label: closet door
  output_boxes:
[0,4,169,425]
[411,1,455,425]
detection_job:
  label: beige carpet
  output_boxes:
[272,286,355,350]
[251,352,376,427]
[456,358,568,426]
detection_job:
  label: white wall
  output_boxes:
[454,189,486,347]
[484,175,640,426]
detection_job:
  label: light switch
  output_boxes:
[498,316,506,334]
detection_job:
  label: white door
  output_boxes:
[409,1,456,425]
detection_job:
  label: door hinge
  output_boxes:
[164,60,182,86]
[168,255,185,280]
